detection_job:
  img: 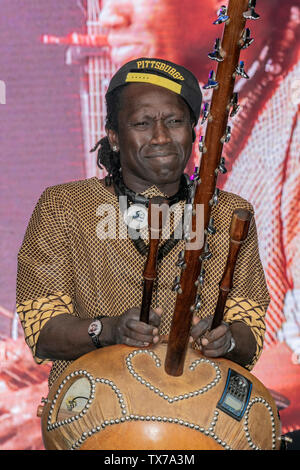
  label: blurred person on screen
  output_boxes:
[99,0,300,357]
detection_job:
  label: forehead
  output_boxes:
[119,83,190,116]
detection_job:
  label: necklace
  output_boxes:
[113,173,192,259]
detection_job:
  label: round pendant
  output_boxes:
[123,204,148,230]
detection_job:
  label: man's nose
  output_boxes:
[150,121,172,145]
[99,1,131,29]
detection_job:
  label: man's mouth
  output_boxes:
[107,34,154,64]
[145,153,178,159]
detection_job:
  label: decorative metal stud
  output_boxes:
[243,0,260,20]
[213,5,229,24]
[243,397,277,450]
[127,350,222,405]
[208,38,224,62]
[203,70,219,90]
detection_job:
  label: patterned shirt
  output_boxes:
[16,178,270,387]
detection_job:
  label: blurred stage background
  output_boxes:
[0,0,299,450]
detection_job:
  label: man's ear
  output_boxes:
[106,127,119,152]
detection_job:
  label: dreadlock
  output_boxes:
[90,85,127,181]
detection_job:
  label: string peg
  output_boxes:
[198,136,207,154]
[240,28,254,49]
[215,156,227,175]
[209,188,220,207]
[203,70,219,90]
[207,216,217,235]
[192,166,201,183]
[229,92,240,117]
[195,266,206,286]
[208,38,224,62]
[172,275,182,294]
[243,0,260,20]
[213,5,229,24]
[235,61,250,79]
[221,125,231,143]
[194,294,202,312]
[176,250,186,269]
[199,240,213,261]
[201,102,210,124]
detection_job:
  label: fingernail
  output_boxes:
[201,338,209,346]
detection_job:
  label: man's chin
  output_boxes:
[147,169,184,189]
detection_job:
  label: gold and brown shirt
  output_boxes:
[16,177,270,387]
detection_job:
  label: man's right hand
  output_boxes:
[36,307,162,362]
[113,306,162,347]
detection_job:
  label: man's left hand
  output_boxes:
[189,316,233,357]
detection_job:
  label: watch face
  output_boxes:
[88,320,101,337]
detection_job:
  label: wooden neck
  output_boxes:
[165,0,251,376]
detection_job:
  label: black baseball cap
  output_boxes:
[105,57,202,124]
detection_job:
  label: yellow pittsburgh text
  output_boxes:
[136,60,185,81]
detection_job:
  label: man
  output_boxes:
[16,58,269,388]
[99,0,300,356]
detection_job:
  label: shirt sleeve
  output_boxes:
[223,212,270,370]
[16,187,75,363]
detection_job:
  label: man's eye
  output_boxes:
[167,119,185,127]
[133,121,149,128]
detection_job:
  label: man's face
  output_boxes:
[100,0,219,71]
[107,83,194,194]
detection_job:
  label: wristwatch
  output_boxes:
[88,317,104,349]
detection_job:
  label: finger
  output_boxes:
[122,335,151,348]
[202,338,231,357]
[127,318,155,333]
[126,318,160,343]
[190,317,211,341]
[202,333,228,351]
[123,327,156,346]
[126,327,157,344]
[201,330,232,357]
[149,307,163,328]
[153,307,163,316]
[204,323,228,344]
